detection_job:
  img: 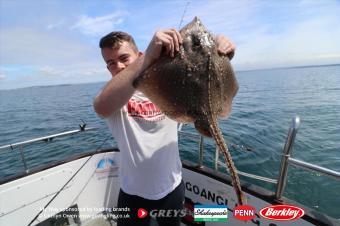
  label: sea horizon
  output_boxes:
[1,63,339,91]
[1,64,340,218]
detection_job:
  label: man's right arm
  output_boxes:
[93,56,145,118]
[94,29,182,118]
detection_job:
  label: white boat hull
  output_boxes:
[0,150,338,226]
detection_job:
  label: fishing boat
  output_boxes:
[0,116,339,226]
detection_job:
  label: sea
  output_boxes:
[0,64,339,219]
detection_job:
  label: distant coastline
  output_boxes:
[1,63,339,91]
[0,81,107,91]
[236,63,340,73]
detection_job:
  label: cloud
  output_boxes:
[46,20,65,30]
[0,28,97,65]
[316,53,340,59]
[71,12,127,36]
[0,74,5,80]
[175,0,340,70]
[39,66,63,77]
[36,63,109,80]
[0,63,110,90]
[1,0,339,89]
[81,68,107,77]
[232,11,340,69]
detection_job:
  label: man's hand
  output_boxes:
[142,29,182,70]
[215,35,236,60]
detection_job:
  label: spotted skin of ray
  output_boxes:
[133,17,244,205]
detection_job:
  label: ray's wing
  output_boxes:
[217,55,239,119]
[133,56,195,123]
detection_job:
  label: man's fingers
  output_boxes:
[170,29,179,52]
[163,38,171,56]
[170,39,174,57]
[219,45,229,54]
[162,33,174,57]
[215,34,236,59]
[225,44,235,54]
[176,30,183,44]
[225,43,236,59]
[227,51,235,60]
[173,29,183,45]
[165,29,181,55]
[149,28,182,60]
[167,33,175,57]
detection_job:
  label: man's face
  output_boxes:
[101,41,140,77]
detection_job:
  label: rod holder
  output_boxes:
[198,136,204,168]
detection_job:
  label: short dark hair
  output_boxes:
[99,31,138,52]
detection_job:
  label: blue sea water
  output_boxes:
[0,64,339,219]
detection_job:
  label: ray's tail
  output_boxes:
[204,53,245,205]
[208,118,246,205]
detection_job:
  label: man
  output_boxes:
[94,29,235,226]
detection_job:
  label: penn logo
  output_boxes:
[233,205,256,221]
[259,205,304,221]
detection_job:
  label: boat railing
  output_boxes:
[178,116,340,201]
[0,124,96,173]
[274,116,340,200]
[1,117,339,201]
[178,131,278,184]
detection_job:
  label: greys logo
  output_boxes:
[149,209,187,218]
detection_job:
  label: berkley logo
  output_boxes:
[259,205,305,221]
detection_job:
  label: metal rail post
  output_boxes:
[198,136,204,168]
[19,145,29,173]
[214,146,219,171]
[275,116,301,200]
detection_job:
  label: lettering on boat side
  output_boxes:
[259,205,305,221]
[185,181,228,205]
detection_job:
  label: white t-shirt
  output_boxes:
[106,91,182,200]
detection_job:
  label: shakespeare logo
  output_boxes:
[194,205,228,222]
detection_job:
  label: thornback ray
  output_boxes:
[133,17,245,205]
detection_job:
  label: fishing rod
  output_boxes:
[177,1,190,132]
[178,1,190,29]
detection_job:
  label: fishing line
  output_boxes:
[27,131,112,226]
[176,2,253,153]
[178,1,190,29]
[177,1,190,131]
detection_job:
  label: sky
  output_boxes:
[0,0,340,90]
